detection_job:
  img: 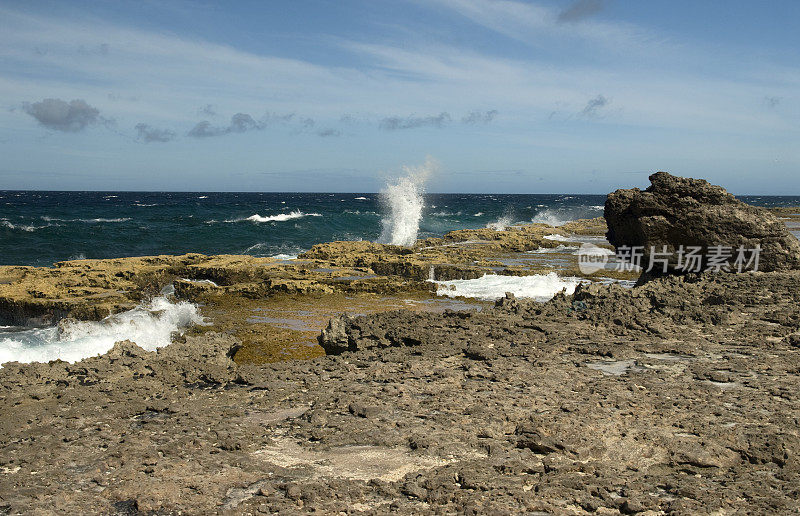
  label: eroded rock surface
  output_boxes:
[2,270,799,513]
[605,172,800,279]
[0,219,634,363]
[0,219,613,328]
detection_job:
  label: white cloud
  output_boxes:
[0,8,371,122]
[0,3,797,143]
[420,0,659,53]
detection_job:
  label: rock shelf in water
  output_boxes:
[0,217,627,363]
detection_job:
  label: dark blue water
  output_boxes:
[1,191,798,267]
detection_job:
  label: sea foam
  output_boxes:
[434,273,585,301]
[1,220,36,232]
[543,234,571,241]
[0,295,205,365]
[227,211,322,223]
[2,219,64,232]
[531,209,569,226]
[487,214,514,231]
[527,244,579,253]
[378,157,438,246]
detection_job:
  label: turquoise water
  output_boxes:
[1,191,798,267]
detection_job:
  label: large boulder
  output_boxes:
[605,172,800,280]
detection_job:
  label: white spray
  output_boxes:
[0,295,206,365]
[487,214,514,231]
[378,157,438,246]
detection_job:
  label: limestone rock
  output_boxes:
[605,172,800,280]
[318,314,355,354]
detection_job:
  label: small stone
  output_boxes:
[257,483,275,497]
[784,334,800,347]
[285,484,302,501]
[348,402,380,418]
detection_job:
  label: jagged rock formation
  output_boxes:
[605,172,800,280]
[2,271,800,513]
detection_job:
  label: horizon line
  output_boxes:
[1,189,800,197]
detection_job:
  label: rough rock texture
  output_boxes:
[0,219,635,363]
[0,219,615,329]
[2,271,800,513]
[605,172,800,279]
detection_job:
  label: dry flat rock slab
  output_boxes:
[2,270,800,514]
[605,171,800,277]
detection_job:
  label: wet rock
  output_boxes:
[494,292,519,313]
[605,171,800,281]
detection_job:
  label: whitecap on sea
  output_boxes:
[1,220,62,232]
[226,211,322,223]
[84,218,131,223]
[270,253,299,260]
[40,216,131,223]
[1,220,36,232]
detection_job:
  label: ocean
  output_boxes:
[2,189,800,365]
[3,190,799,267]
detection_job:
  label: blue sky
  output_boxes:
[0,0,798,193]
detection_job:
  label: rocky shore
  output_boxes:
[1,173,799,514]
[2,269,799,514]
[0,216,626,363]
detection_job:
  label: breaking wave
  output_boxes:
[487,214,515,231]
[527,244,580,254]
[532,205,604,227]
[531,210,570,226]
[1,220,62,232]
[41,216,131,223]
[0,295,206,365]
[434,273,585,301]
[543,234,571,242]
[241,242,305,259]
[226,211,322,223]
[2,220,36,232]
